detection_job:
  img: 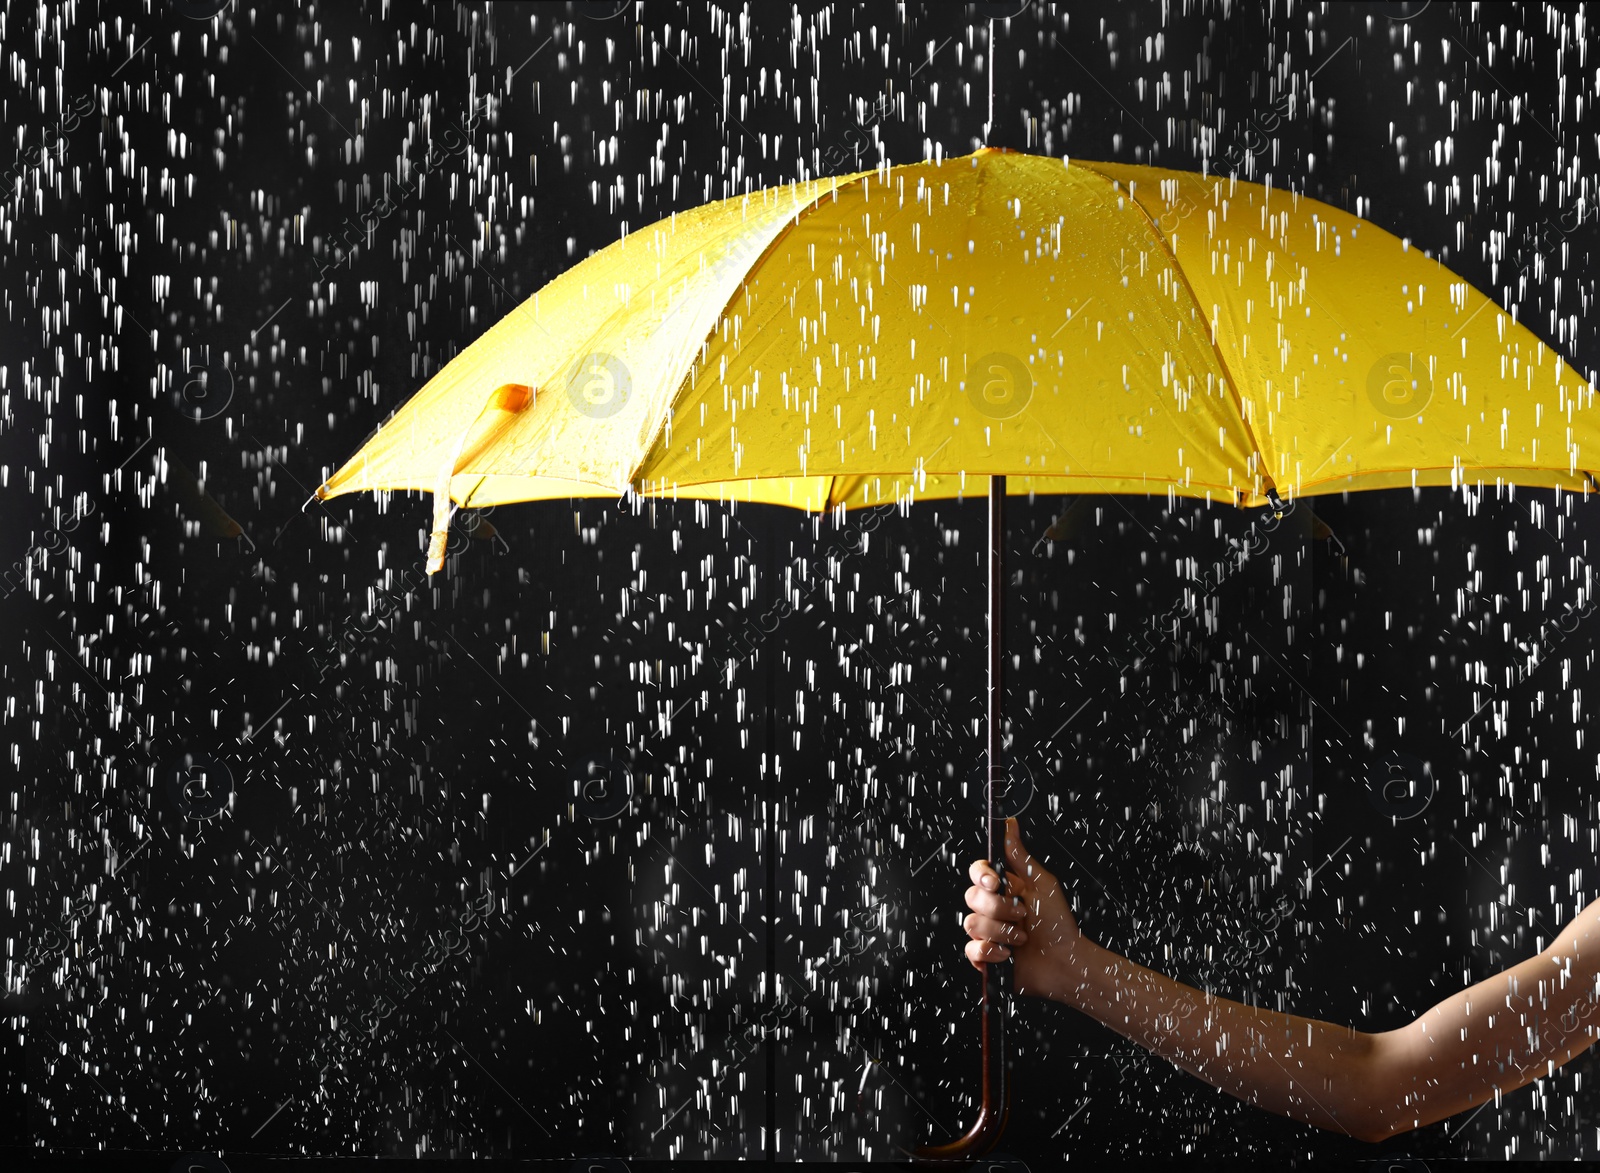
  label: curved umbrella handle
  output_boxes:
[907,852,1012,1163]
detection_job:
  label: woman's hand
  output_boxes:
[963,817,1087,1000]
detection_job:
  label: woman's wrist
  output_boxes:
[1043,935,1107,1007]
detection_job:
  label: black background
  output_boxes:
[2,0,1598,1167]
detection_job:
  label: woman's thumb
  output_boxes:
[1003,817,1034,873]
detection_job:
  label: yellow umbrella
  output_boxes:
[317,145,1595,558]
[314,146,1599,1158]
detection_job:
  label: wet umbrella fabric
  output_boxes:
[317,146,1597,551]
[314,146,1600,1157]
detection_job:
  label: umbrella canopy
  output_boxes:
[317,146,1596,572]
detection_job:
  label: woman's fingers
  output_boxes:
[963,912,1029,945]
[968,858,1001,892]
[965,884,1028,922]
[966,939,1011,967]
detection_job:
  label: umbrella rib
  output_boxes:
[632,171,878,505]
[1074,161,1277,503]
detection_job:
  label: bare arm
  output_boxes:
[963,819,1600,1143]
[1050,939,1382,1139]
[1362,897,1600,1140]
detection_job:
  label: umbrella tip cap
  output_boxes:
[426,529,448,575]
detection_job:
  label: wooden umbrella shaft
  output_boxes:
[981,472,1010,1142]
[909,474,1012,1162]
[987,476,1005,912]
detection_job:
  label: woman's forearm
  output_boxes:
[1047,941,1386,1141]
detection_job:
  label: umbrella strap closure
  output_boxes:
[427,383,535,574]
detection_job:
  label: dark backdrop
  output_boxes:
[1,1,1596,1167]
